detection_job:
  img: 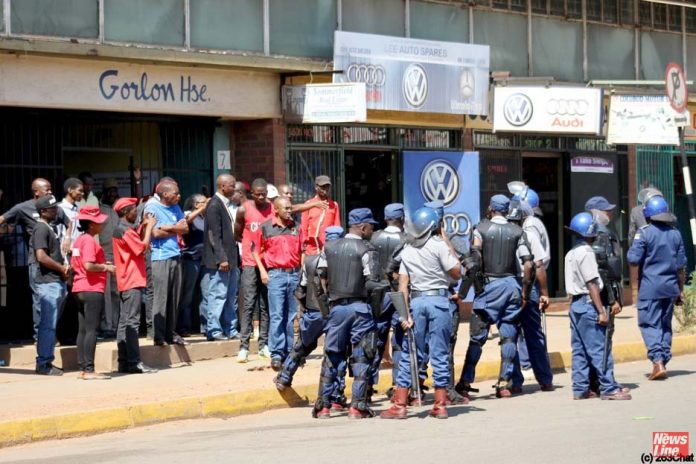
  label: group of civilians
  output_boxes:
[0,172,341,377]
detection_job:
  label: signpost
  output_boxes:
[665,62,696,259]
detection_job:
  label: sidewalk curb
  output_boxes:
[1,334,695,448]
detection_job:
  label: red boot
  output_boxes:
[380,387,409,419]
[429,388,448,419]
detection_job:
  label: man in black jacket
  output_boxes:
[202,174,240,341]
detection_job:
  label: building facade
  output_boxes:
[1,0,695,340]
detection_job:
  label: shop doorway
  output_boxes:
[522,154,563,297]
[344,149,400,223]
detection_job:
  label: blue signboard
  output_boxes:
[402,151,480,239]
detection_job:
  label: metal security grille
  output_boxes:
[286,148,345,217]
[477,149,523,214]
[635,145,689,208]
[0,108,215,342]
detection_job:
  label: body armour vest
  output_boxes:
[477,220,525,277]
[304,254,321,310]
[371,229,405,276]
[325,238,370,301]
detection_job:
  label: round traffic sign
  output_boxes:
[665,62,688,113]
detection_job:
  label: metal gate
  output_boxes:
[286,148,345,216]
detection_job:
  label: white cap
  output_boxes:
[267,184,279,200]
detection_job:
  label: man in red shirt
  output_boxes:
[112,198,158,374]
[234,178,275,362]
[300,175,341,256]
[254,197,302,370]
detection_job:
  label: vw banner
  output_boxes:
[493,86,604,134]
[333,31,489,115]
[402,151,480,239]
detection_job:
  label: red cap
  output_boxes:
[77,205,108,224]
[113,197,138,213]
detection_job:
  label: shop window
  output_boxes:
[550,0,566,16]
[510,0,528,12]
[270,0,336,58]
[587,24,634,79]
[474,10,528,76]
[640,3,653,27]
[687,36,696,79]
[342,0,405,36]
[640,31,681,79]
[492,0,511,10]
[410,1,469,43]
[10,0,98,38]
[603,0,618,23]
[190,0,262,52]
[567,0,582,18]
[104,0,184,46]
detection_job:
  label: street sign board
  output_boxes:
[665,62,688,114]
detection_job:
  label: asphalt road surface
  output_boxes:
[2,355,695,464]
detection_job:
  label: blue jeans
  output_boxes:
[205,267,240,338]
[177,258,203,334]
[513,283,553,386]
[199,271,210,334]
[36,281,67,368]
[570,297,620,397]
[267,269,299,360]
[29,263,41,340]
[395,295,452,389]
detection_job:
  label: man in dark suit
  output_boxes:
[202,174,240,341]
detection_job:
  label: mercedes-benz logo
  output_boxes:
[402,64,428,108]
[503,93,533,126]
[420,160,460,206]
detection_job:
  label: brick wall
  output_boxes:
[231,119,286,185]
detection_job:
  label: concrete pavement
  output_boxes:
[2,354,695,464]
[0,305,695,448]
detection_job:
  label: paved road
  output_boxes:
[2,355,695,464]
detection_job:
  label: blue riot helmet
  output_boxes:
[643,196,673,222]
[525,188,540,209]
[567,212,598,238]
[424,200,444,222]
[406,207,439,247]
[508,191,535,221]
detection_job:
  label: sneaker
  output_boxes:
[237,348,249,363]
[522,368,535,381]
[259,345,271,359]
[36,365,63,376]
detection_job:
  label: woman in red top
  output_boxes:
[71,206,115,380]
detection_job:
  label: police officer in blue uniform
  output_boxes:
[274,227,345,396]
[455,194,534,399]
[507,187,554,392]
[312,209,384,419]
[369,203,406,395]
[627,195,686,380]
[565,212,631,400]
[381,206,462,419]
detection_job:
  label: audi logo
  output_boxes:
[346,63,386,87]
[546,99,589,116]
[443,213,472,237]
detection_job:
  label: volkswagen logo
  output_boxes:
[420,160,459,206]
[346,63,386,87]
[503,93,533,126]
[402,64,428,108]
[444,213,472,237]
[546,99,589,116]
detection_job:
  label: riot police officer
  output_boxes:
[455,194,534,399]
[565,212,631,400]
[627,196,686,380]
[381,206,462,419]
[628,187,662,246]
[274,226,345,397]
[507,186,554,391]
[369,203,407,394]
[312,208,384,419]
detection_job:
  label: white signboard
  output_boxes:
[0,54,280,118]
[282,83,367,123]
[217,150,231,170]
[607,95,681,145]
[493,86,604,135]
[333,31,489,115]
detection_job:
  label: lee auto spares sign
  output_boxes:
[333,31,489,115]
[493,86,604,135]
